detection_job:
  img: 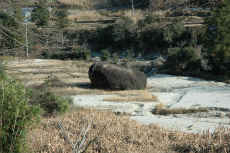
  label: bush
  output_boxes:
[72,46,91,60]
[101,49,111,61]
[40,90,73,114]
[163,21,185,45]
[137,13,159,28]
[0,63,43,153]
[29,77,73,115]
[165,47,202,73]
[126,49,135,61]
[112,53,119,64]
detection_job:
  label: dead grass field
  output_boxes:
[5,58,230,152]
[26,108,230,153]
[6,59,158,101]
[68,11,107,21]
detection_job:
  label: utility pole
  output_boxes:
[131,0,135,15]
[25,4,28,56]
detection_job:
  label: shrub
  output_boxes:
[165,47,202,73]
[137,13,159,28]
[163,21,185,45]
[112,53,119,64]
[112,16,135,48]
[181,47,199,62]
[0,63,43,153]
[40,90,73,114]
[72,46,91,60]
[29,77,73,115]
[101,49,111,61]
[126,49,135,61]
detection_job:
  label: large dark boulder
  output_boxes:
[89,62,147,90]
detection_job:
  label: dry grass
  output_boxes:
[152,103,209,115]
[57,0,109,9]
[5,59,230,152]
[68,11,107,21]
[7,59,160,103]
[26,108,230,153]
[103,90,159,102]
[58,0,92,8]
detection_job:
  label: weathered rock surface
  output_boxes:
[89,62,147,90]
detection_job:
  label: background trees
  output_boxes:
[31,0,50,32]
[202,1,230,75]
[0,6,25,50]
[53,8,71,46]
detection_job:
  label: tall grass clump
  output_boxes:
[0,62,43,153]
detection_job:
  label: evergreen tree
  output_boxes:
[31,0,50,31]
[53,8,71,46]
[54,9,71,30]
[202,1,230,75]
[0,5,25,50]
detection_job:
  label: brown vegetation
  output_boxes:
[57,0,109,9]
[6,59,230,152]
[27,108,230,152]
[103,90,159,102]
[153,103,209,115]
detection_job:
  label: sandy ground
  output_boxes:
[73,74,230,134]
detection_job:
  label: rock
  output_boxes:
[153,56,166,67]
[88,62,147,90]
[91,56,101,62]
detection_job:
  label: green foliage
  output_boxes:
[40,90,73,114]
[101,49,111,61]
[181,47,199,62]
[112,16,136,48]
[0,62,7,80]
[53,8,71,30]
[202,1,230,75]
[0,6,25,49]
[27,76,73,115]
[126,49,135,61]
[0,63,43,153]
[165,46,201,73]
[42,49,52,59]
[31,0,50,30]
[112,53,119,64]
[72,46,91,60]
[137,13,159,28]
[163,21,185,45]
[94,25,114,50]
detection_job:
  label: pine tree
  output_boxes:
[0,5,25,50]
[202,1,230,75]
[53,8,71,46]
[31,0,50,31]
